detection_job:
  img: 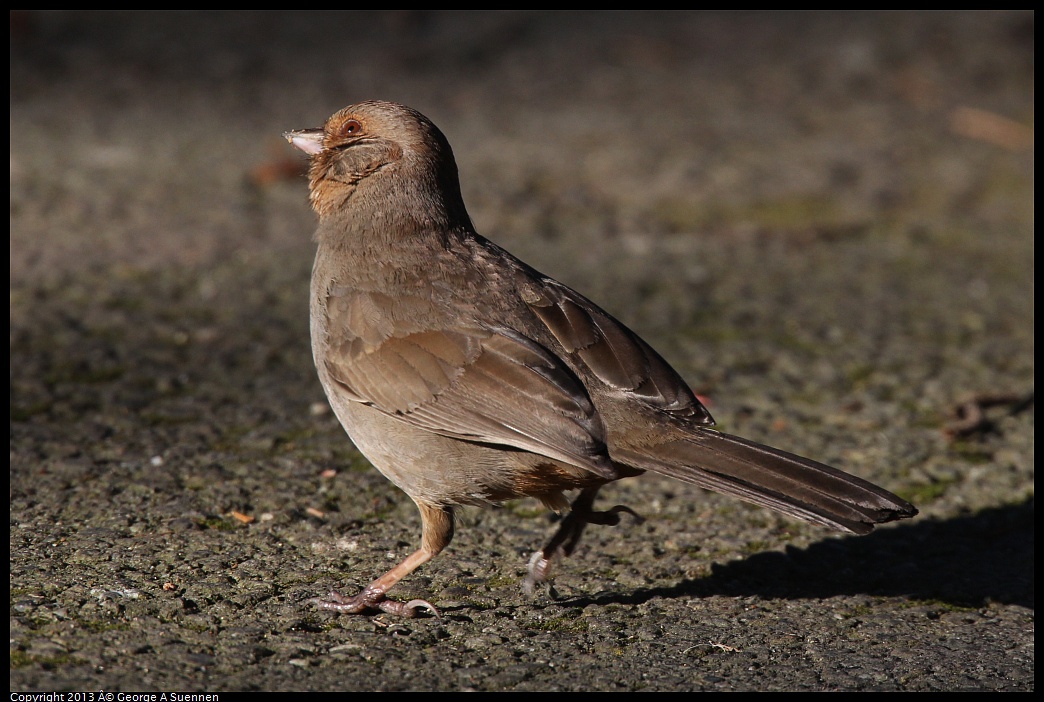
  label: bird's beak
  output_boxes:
[284,129,325,156]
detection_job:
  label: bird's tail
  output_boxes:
[613,429,917,534]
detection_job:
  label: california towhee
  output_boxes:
[285,101,916,617]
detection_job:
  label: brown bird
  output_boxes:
[285,101,916,617]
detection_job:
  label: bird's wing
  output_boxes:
[523,278,714,424]
[322,288,616,478]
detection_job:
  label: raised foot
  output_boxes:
[524,503,645,595]
[524,551,554,596]
[585,504,645,527]
[309,588,440,618]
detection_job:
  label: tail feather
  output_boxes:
[614,429,917,534]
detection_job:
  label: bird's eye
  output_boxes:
[340,119,363,137]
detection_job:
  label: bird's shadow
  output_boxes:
[550,499,1033,611]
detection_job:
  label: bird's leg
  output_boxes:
[525,486,644,594]
[311,502,452,617]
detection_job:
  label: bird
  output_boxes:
[284,100,917,617]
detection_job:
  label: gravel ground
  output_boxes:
[10,11,1033,691]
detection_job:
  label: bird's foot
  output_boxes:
[524,502,645,594]
[583,504,645,527]
[524,549,556,595]
[309,587,440,618]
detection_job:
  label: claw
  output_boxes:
[524,549,556,595]
[309,588,439,617]
[401,598,441,618]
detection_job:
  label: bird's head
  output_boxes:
[285,101,470,232]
